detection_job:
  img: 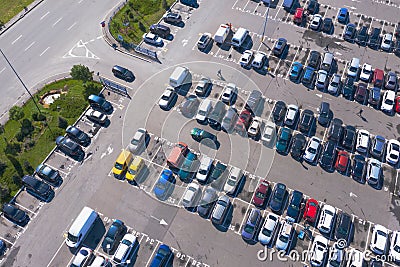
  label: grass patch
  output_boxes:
[109,0,176,45]
[0,0,35,25]
[0,79,101,203]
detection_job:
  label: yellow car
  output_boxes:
[125,156,144,184]
[112,150,132,178]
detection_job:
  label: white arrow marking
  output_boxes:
[350,192,358,198]
[100,152,107,159]
[335,52,342,56]
[334,41,342,45]
[150,215,168,226]
[182,39,188,47]
[107,145,113,155]
[316,93,322,98]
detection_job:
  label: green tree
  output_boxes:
[0,123,4,134]
[58,116,68,129]
[138,21,146,32]
[23,160,34,174]
[162,0,169,10]
[4,142,21,155]
[9,106,24,121]
[0,160,7,176]
[70,65,93,82]
[20,119,34,136]
[0,183,10,203]
[83,82,101,100]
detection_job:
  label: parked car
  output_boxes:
[190,128,217,143]
[252,51,267,69]
[143,32,163,46]
[252,179,271,208]
[315,70,329,91]
[370,225,389,255]
[111,65,134,82]
[356,26,369,46]
[195,76,212,96]
[381,33,393,51]
[343,23,356,42]
[178,152,197,182]
[381,90,396,114]
[101,220,127,254]
[327,118,343,143]
[307,51,321,69]
[239,50,254,67]
[55,136,84,158]
[368,87,381,106]
[352,154,367,183]
[386,139,400,165]
[396,96,400,113]
[35,164,62,186]
[366,158,382,186]
[298,109,315,134]
[66,125,90,146]
[369,27,382,49]
[289,62,303,83]
[149,244,173,267]
[197,187,218,218]
[284,104,299,127]
[153,170,175,200]
[302,66,316,88]
[248,117,262,138]
[245,90,262,114]
[342,125,356,151]
[276,127,292,154]
[221,107,238,133]
[224,167,242,195]
[22,175,54,202]
[272,101,287,123]
[309,235,329,267]
[327,74,341,95]
[293,8,305,25]
[290,133,307,160]
[337,8,349,23]
[197,33,212,50]
[342,76,356,100]
[389,231,400,263]
[322,18,333,34]
[385,72,398,91]
[307,0,319,14]
[269,183,287,213]
[159,87,177,109]
[273,38,287,57]
[286,190,303,222]
[261,121,276,145]
[370,135,386,159]
[360,63,373,82]
[85,109,107,125]
[113,234,139,265]
[71,247,94,267]
[163,12,182,24]
[335,211,353,244]
[335,150,350,174]
[310,14,323,31]
[275,218,294,251]
[319,141,337,171]
[317,102,331,126]
[221,83,237,105]
[258,212,279,246]
[128,128,147,154]
[196,155,213,184]
[2,203,29,226]
[235,109,252,135]
[149,24,170,38]
[0,240,6,257]
[354,83,368,104]
[303,198,319,224]
[356,129,370,153]
[241,208,262,242]
[181,182,201,210]
[303,137,322,164]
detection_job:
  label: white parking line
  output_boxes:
[46,239,66,267]
[52,17,63,27]
[11,35,22,45]
[39,46,50,57]
[13,202,37,215]
[40,11,49,20]
[24,41,35,51]
[364,222,373,251]
[145,240,161,267]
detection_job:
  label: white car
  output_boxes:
[327,245,344,267]
[221,83,237,105]
[381,90,395,114]
[386,139,400,165]
[248,117,261,138]
[258,212,279,245]
[261,121,276,144]
[315,70,328,90]
[303,137,321,164]
[240,50,254,67]
[252,51,267,69]
[224,166,242,195]
[113,234,139,265]
[71,247,93,267]
[346,248,364,267]
[327,74,341,95]
[389,231,400,263]
[309,235,329,267]
[275,218,294,251]
[356,129,370,153]
[360,63,373,82]
[284,104,299,126]
[128,128,147,154]
[158,87,176,109]
[143,32,163,46]
[366,158,382,185]
[370,224,389,255]
[381,33,393,51]
[88,255,111,267]
[85,109,107,124]
[181,182,201,209]
[317,204,336,234]
[196,155,213,183]
[310,14,323,31]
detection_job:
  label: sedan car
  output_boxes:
[221,83,237,105]
[342,125,356,151]
[66,125,90,146]
[303,137,321,164]
[194,76,212,97]
[356,25,369,46]
[269,183,287,213]
[322,18,333,34]
[356,129,370,154]
[335,211,353,243]
[286,190,303,222]
[381,33,393,51]
[261,121,276,145]
[275,218,294,251]
[303,198,319,224]
[284,104,299,127]
[289,62,303,83]
[272,100,287,123]
[327,74,341,95]
[241,208,262,242]
[309,235,329,267]
[181,183,201,210]
[335,150,350,174]
[343,23,356,42]
[221,107,238,133]
[370,135,386,159]
[276,127,292,154]
[298,109,314,134]
[381,90,396,114]
[342,76,356,100]
[366,158,382,186]
[154,170,175,200]
[197,33,212,50]
[369,27,382,49]
[352,154,367,183]
[252,179,271,208]
[317,102,331,126]
[386,139,400,165]
[2,203,29,226]
[290,133,307,160]
[35,164,62,186]
[55,136,84,159]
[354,83,368,104]
[385,71,398,91]
[149,244,173,267]
[239,50,254,67]
[197,187,218,219]
[101,220,127,254]
[71,247,93,267]
[143,32,163,46]
[337,8,349,23]
[370,224,389,255]
[360,63,373,82]
[369,87,381,106]
[273,38,287,57]
[319,141,337,171]
[113,234,139,265]
[307,51,321,69]
[327,118,343,143]
[85,109,107,124]
[248,117,261,139]
[310,14,323,31]
[258,212,279,246]
[159,87,177,109]
[128,128,147,154]
[315,70,328,91]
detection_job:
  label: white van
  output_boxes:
[169,66,190,88]
[231,28,249,48]
[321,52,334,73]
[66,206,98,248]
[347,57,360,77]
[196,99,212,123]
[214,24,230,44]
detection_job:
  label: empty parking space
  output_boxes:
[230,198,250,234]
[352,217,371,251]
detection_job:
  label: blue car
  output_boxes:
[154,170,175,200]
[337,8,349,24]
[301,66,316,88]
[150,244,173,267]
[178,152,197,181]
[269,183,287,213]
[241,208,262,242]
[276,127,292,154]
[289,62,303,82]
[0,240,6,256]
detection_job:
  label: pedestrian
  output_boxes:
[357,108,363,116]
[217,69,222,77]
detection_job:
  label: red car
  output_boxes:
[395,96,400,113]
[252,179,271,208]
[293,8,304,24]
[303,198,319,223]
[335,150,349,173]
[235,110,252,134]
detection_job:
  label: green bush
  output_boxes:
[83,82,102,100]
[11,174,22,187]
[20,119,34,137]
[15,131,24,142]
[23,160,34,174]
[0,183,10,203]
[5,142,21,155]
[32,112,46,121]
[70,65,93,82]
[58,116,68,129]
[0,161,7,176]
[9,106,24,121]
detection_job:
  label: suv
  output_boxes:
[22,175,54,202]
[55,136,84,159]
[111,65,134,82]
[245,90,262,114]
[113,234,139,265]
[163,12,182,24]
[307,51,321,69]
[221,83,237,105]
[298,109,314,134]
[327,118,343,143]
[317,205,336,234]
[66,126,90,146]
[88,95,113,114]
[356,26,369,46]
[197,33,212,50]
[241,208,262,242]
[149,24,170,38]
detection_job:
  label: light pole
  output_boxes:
[261,5,270,43]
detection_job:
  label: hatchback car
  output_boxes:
[381,90,396,114]
[286,190,303,222]
[302,66,316,88]
[239,50,254,67]
[102,219,127,254]
[284,104,299,127]
[327,118,343,143]
[385,71,398,91]
[258,212,279,246]
[197,187,218,219]
[2,203,29,226]
[356,129,370,153]
[273,38,287,57]
[352,154,367,183]
[85,109,107,125]
[337,8,349,23]
[319,141,337,171]
[272,101,287,123]
[335,150,350,174]
[252,179,271,208]
[251,51,267,69]
[197,33,212,50]
[310,14,323,31]
[343,23,356,42]
[113,234,139,265]
[370,135,386,159]
[35,164,62,187]
[143,32,163,46]
[163,12,182,24]
[290,133,307,160]
[241,208,262,242]
[297,109,314,133]
[55,136,84,159]
[303,137,321,164]
[386,139,400,165]
[128,128,147,154]
[327,74,341,95]
[66,125,90,146]
[182,182,201,210]
[304,198,319,224]
[269,183,287,213]
[153,170,175,200]
[289,62,303,82]
[276,127,292,154]
[111,65,134,82]
[370,225,389,255]
[366,158,382,186]
[149,24,170,38]
[221,83,237,105]
[159,87,177,109]
[194,76,212,97]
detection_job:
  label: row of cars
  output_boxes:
[142,12,184,47]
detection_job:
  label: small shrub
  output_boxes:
[15,131,24,142]
[11,174,22,187]
[0,123,4,134]
[5,142,21,155]
[23,160,34,174]
[129,13,134,19]
[70,65,93,82]
[83,82,101,100]
[9,106,24,121]
[0,160,7,176]
[32,112,46,121]
[0,183,10,203]
[58,116,68,129]
[20,119,34,136]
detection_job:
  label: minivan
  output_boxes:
[125,156,145,184]
[196,99,213,123]
[211,195,231,226]
[347,57,359,78]
[22,175,54,202]
[373,68,384,87]
[231,28,249,48]
[112,150,133,179]
[321,52,334,73]
[208,101,226,130]
[88,95,113,114]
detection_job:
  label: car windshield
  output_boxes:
[244,224,254,234]
[308,147,316,154]
[131,139,139,145]
[68,232,79,243]
[114,162,123,170]
[200,35,208,42]
[256,192,265,199]
[385,98,394,105]
[128,169,137,175]
[198,110,206,116]
[279,235,289,243]
[227,178,236,186]
[199,169,207,175]
[161,94,170,101]
[395,244,400,253]
[262,228,272,237]
[156,182,166,191]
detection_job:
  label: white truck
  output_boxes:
[214,24,230,44]
[66,206,98,248]
[169,66,190,88]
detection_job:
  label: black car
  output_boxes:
[317,101,331,126]
[269,183,287,214]
[286,190,303,222]
[334,211,353,244]
[368,27,381,49]
[322,18,333,34]
[273,38,287,57]
[343,23,357,42]
[272,101,287,123]
[35,164,62,187]
[101,219,127,253]
[327,118,343,143]
[352,154,366,183]
[394,39,400,57]
[307,51,321,70]
[290,133,307,160]
[197,187,218,219]
[356,26,369,46]
[149,24,170,38]
[22,175,54,202]
[368,87,381,106]
[88,94,113,114]
[306,0,319,14]
[245,90,262,114]
[55,136,84,159]
[342,125,356,150]
[112,65,135,82]
[354,83,368,104]
[298,109,315,134]
[319,140,337,171]
[66,125,90,146]
[163,12,182,24]
[342,76,356,100]
[2,203,29,226]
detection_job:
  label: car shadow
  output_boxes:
[164,34,174,41]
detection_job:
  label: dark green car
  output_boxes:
[276,127,292,154]
[190,128,217,142]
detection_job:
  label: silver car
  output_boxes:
[327,74,341,95]
[128,128,147,154]
[221,107,238,133]
[315,70,328,90]
[385,71,398,90]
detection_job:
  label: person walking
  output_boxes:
[357,108,363,116]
